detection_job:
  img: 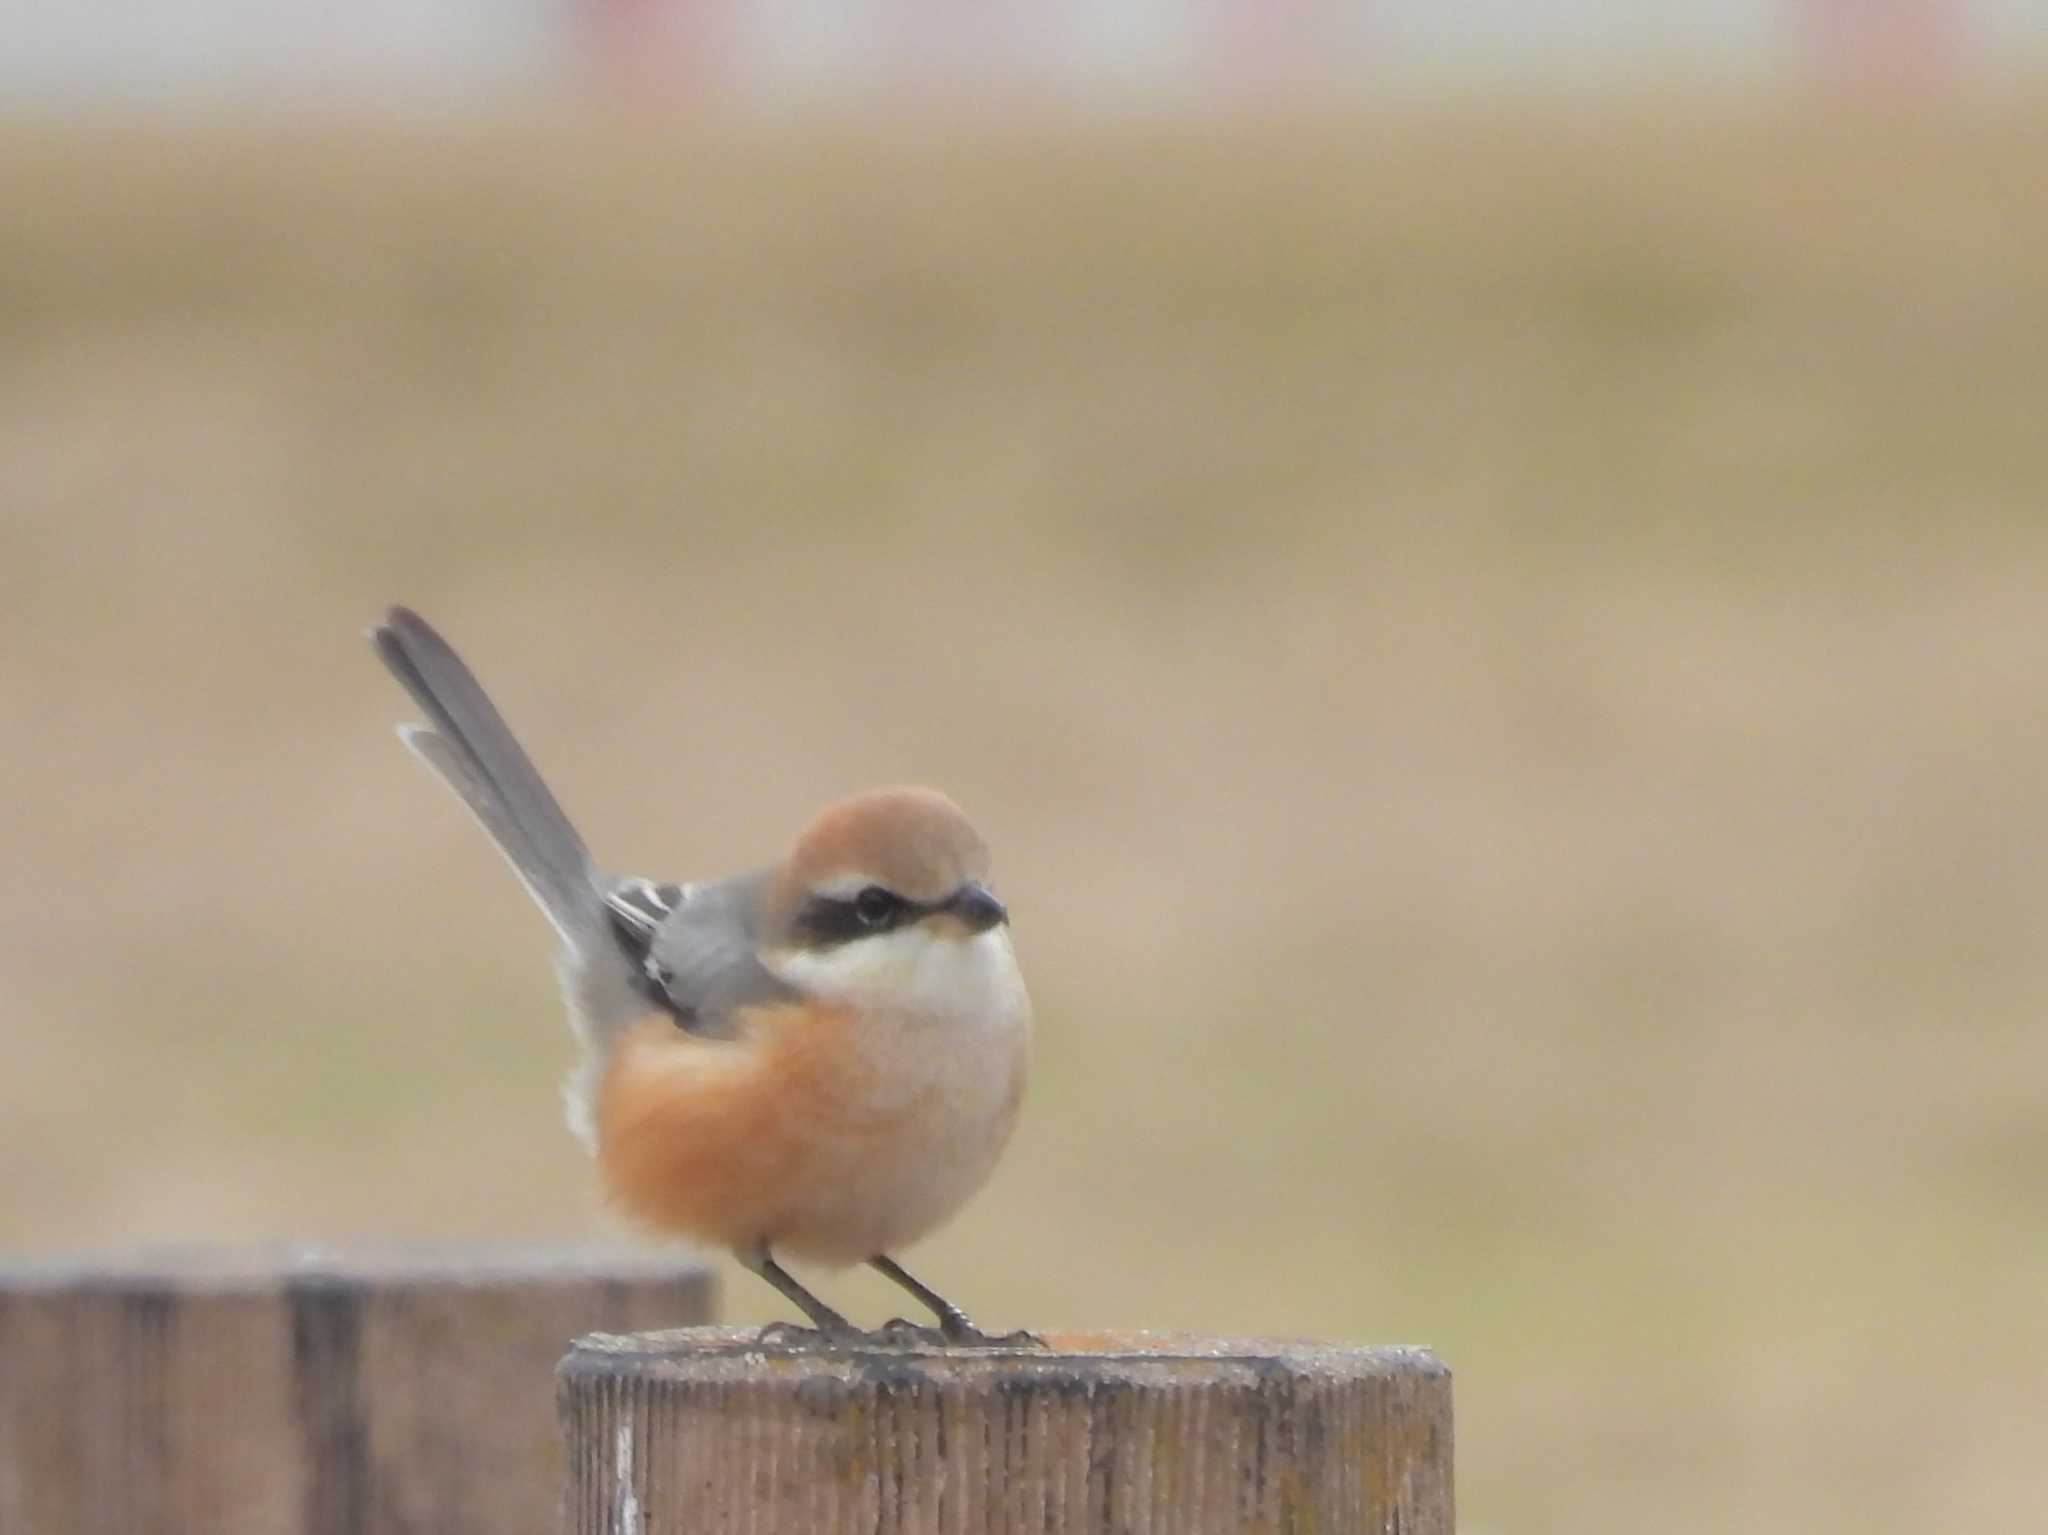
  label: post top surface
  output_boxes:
[563,1325,1446,1385]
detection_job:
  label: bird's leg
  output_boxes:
[741,1245,858,1344]
[868,1255,968,1335]
[868,1255,1043,1348]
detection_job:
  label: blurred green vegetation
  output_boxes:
[2,100,2045,1535]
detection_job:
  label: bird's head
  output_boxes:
[759,786,1016,1013]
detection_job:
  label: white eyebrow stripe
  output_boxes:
[809,871,886,899]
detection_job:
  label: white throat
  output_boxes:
[765,924,1025,1025]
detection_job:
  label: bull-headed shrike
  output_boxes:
[373,607,1033,1345]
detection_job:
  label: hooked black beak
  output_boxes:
[948,881,1008,933]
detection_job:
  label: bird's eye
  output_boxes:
[853,886,900,927]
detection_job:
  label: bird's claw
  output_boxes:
[758,1317,1046,1351]
[755,1320,861,1349]
[871,1316,1045,1349]
[938,1319,1047,1350]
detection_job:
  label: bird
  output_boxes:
[370,606,1033,1345]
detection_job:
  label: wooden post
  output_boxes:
[0,1244,715,1535]
[559,1326,1452,1533]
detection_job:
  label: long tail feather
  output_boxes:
[372,606,599,944]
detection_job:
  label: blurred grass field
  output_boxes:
[2,98,2046,1534]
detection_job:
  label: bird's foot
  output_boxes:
[937,1315,1047,1350]
[757,1317,1046,1350]
[863,1317,1047,1349]
[754,1319,862,1349]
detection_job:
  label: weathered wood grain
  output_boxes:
[559,1327,1451,1534]
[0,1244,715,1535]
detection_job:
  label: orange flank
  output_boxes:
[596,1007,865,1252]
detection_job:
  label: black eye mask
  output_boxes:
[791,886,926,947]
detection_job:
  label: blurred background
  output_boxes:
[3,4,2046,1533]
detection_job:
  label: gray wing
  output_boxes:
[603,869,795,1040]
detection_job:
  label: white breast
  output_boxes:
[762,925,1033,1260]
